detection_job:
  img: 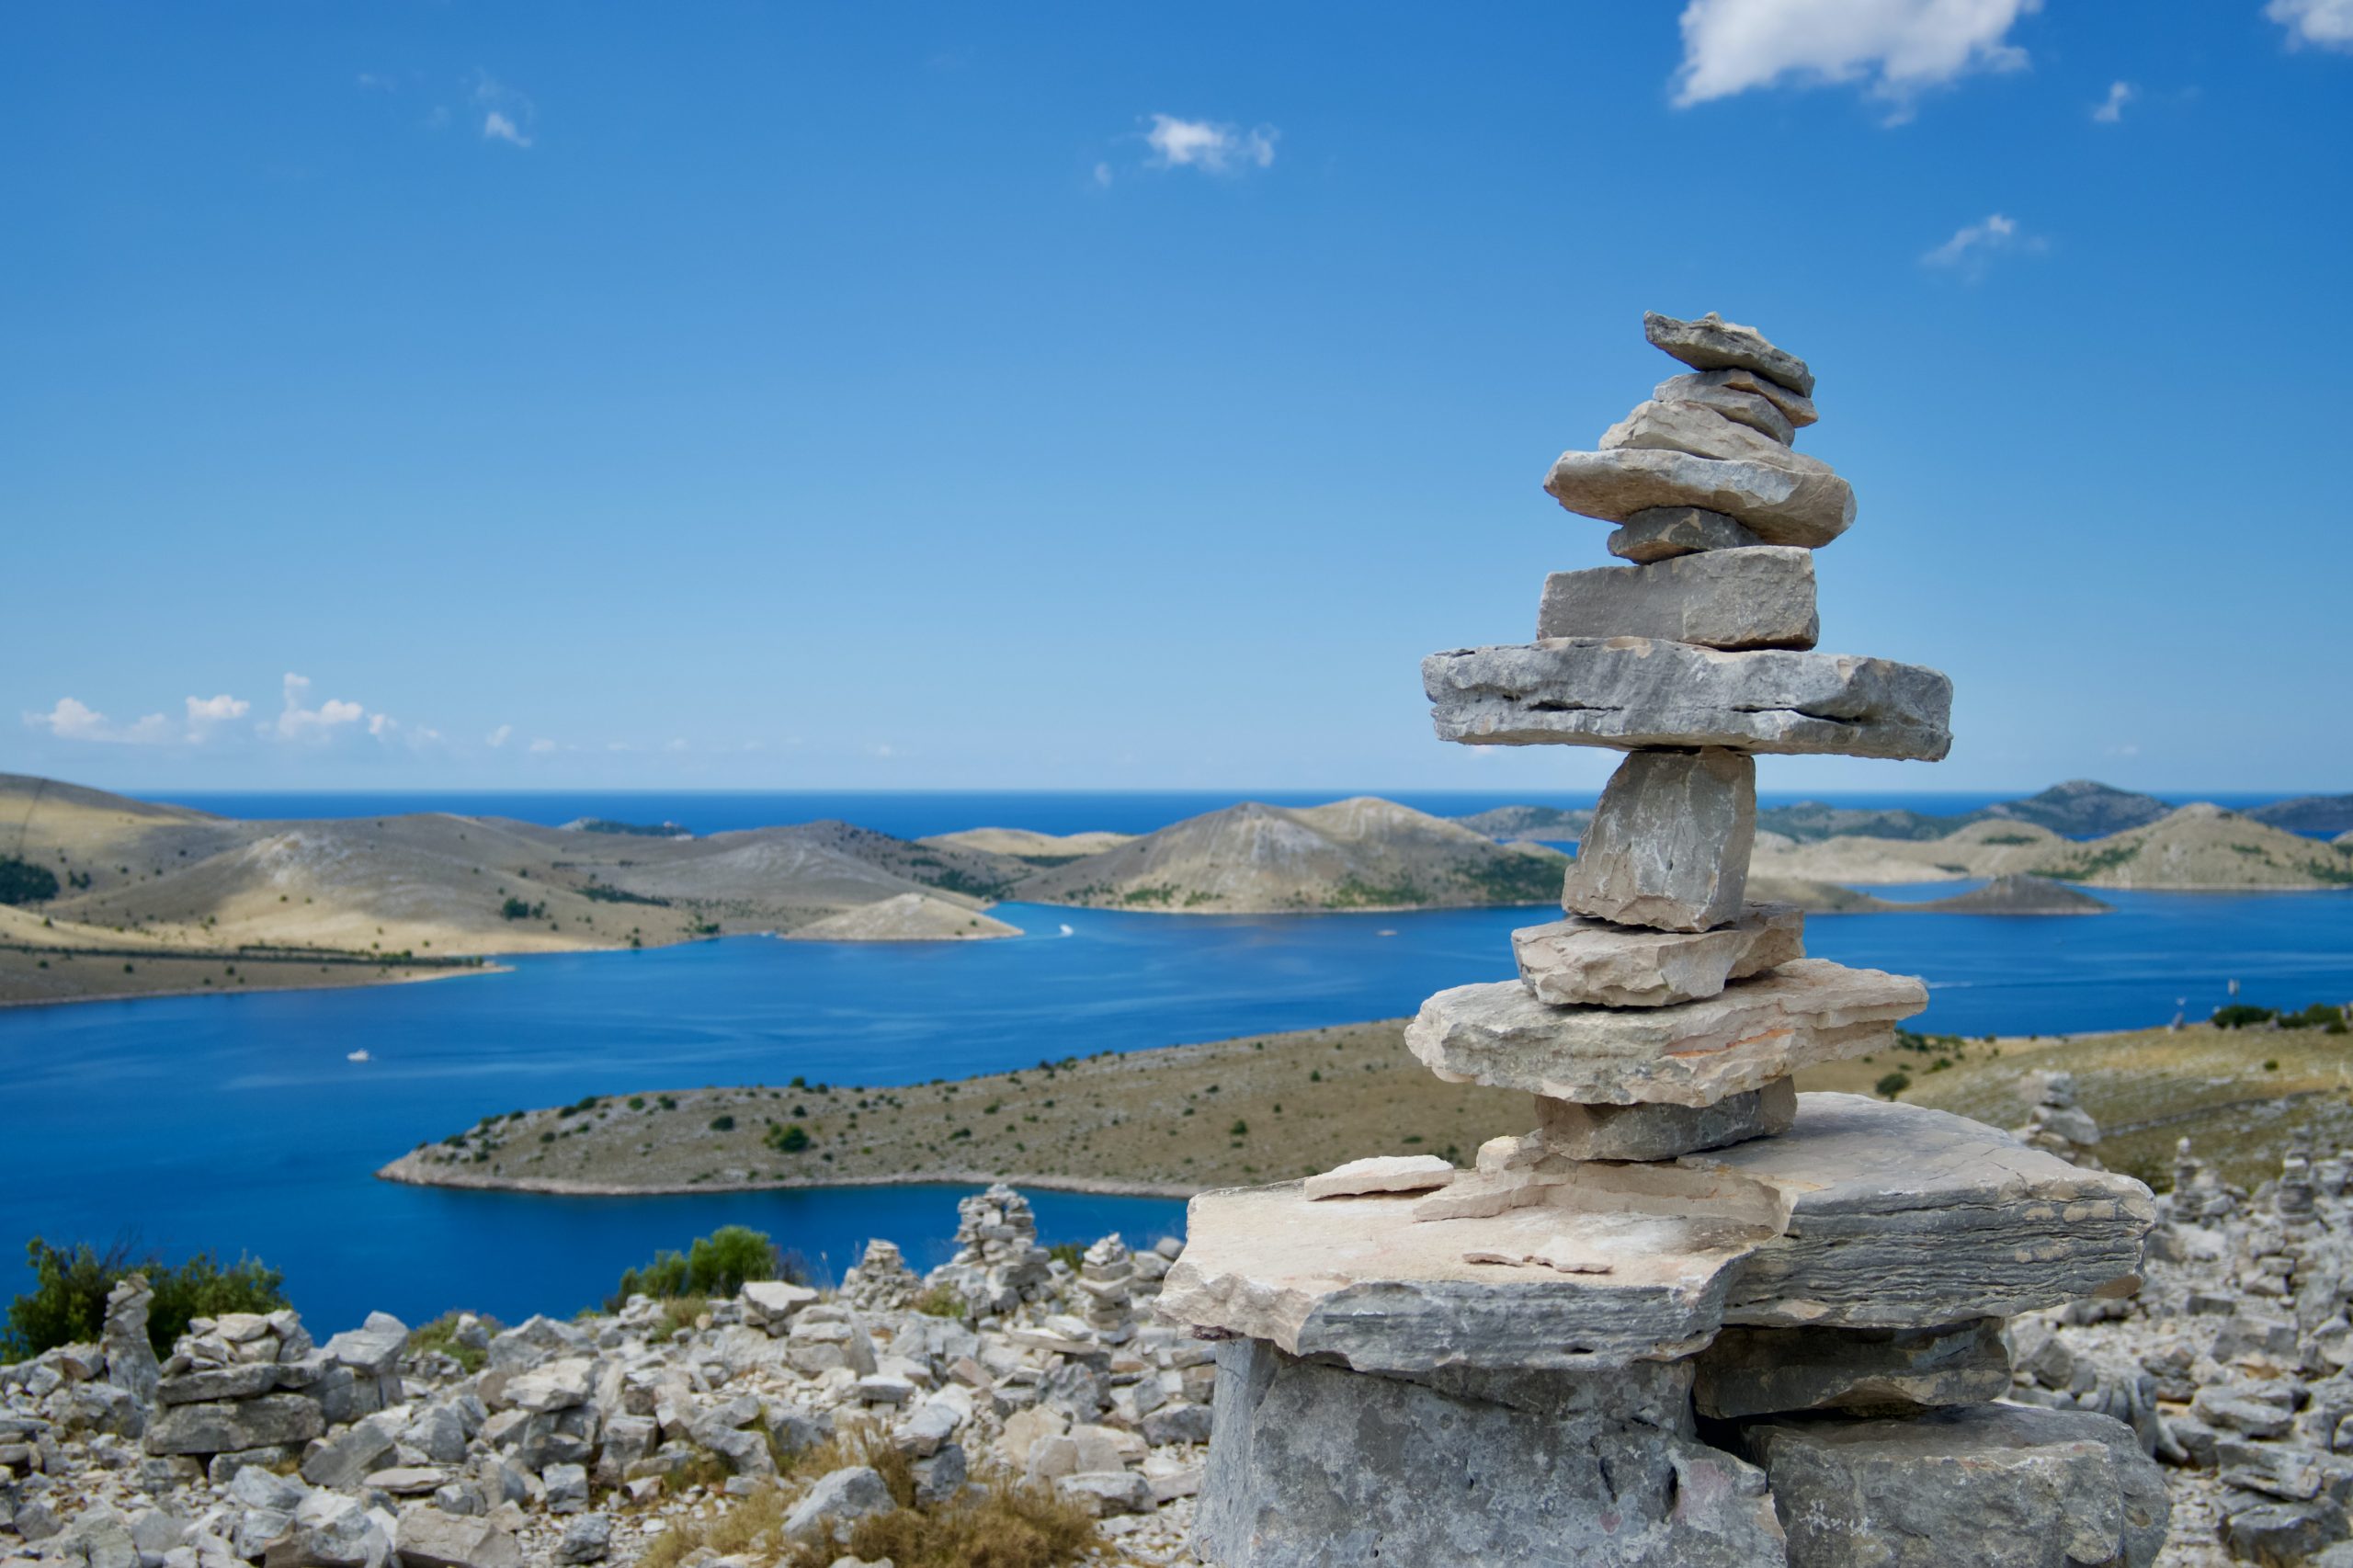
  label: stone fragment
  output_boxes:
[1461,1237,1615,1274]
[555,1515,611,1564]
[1692,1319,2010,1419]
[1425,638,1954,761]
[157,1364,283,1404]
[1302,1155,1456,1201]
[1539,548,1818,652]
[1057,1470,1155,1517]
[323,1312,407,1379]
[1603,398,1831,472]
[1659,367,1818,430]
[1643,311,1815,397]
[268,1491,389,1568]
[1514,903,1803,1007]
[1648,373,1795,445]
[1744,1403,2168,1568]
[143,1394,324,1457]
[1197,1340,1787,1567]
[783,1464,895,1544]
[1607,506,1768,563]
[1407,960,1925,1107]
[1534,1077,1796,1162]
[1162,1096,2154,1371]
[393,1505,522,1568]
[1546,448,1854,548]
[1561,747,1756,931]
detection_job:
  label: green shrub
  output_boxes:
[2211,1004,2276,1029]
[0,857,61,905]
[709,1115,735,1132]
[406,1310,503,1373]
[766,1123,811,1153]
[607,1225,800,1311]
[3,1238,288,1359]
[1874,1071,1912,1100]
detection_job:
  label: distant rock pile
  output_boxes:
[1160,311,2172,1566]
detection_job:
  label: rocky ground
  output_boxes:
[14,1105,2353,1566]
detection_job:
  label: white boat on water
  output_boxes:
[346,1049,371,1062]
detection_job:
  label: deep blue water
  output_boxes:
[6,886,2351,1335]
[149,788,2299,840]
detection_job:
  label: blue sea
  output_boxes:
[3,790,2347,1335]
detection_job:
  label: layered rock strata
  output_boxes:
[1165,309,2166,1567]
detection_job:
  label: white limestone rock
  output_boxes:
[1406,960,1925,1107]
[1531,1077,1797,1162]
[1160,1095,2155,1372]
[1546,448,1854,548]
[1602,398,1831,472]
[1643,310,1815,397]
[1302,1154,1456,1201]
[1513,903,1803,1007]
[1659,366,1818,430]
[1560,747,1756,932]
[1538,548,1818,652]
[1424,638,1954,761]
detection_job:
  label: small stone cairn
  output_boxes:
[936,1183,1055,1317]
[840,1238,920,1312]
[1163,312,2174,1566]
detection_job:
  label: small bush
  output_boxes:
[766,1123,811,1154]
[911,1282,968,1319]
[406,1310,503,1373]
[608,1225,798,1311]
[0,857,61,905]
[1874,1071,1912,1100]
[3,1238,288,1359]
[709,1115,736,1132]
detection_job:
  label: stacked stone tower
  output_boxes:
[1164,312,2171,1566]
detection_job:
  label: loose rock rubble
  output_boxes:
[2,1185,1211,1567]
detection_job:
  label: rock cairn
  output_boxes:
[936,1182,1055,1316]
[1162,311,2173,1566]
[839,1238,920,1312]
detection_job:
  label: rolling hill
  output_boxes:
[1014,797,1566,913]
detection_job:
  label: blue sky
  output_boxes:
[4,1,2348,797]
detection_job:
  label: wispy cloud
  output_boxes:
[1673,0,2040,111]
[2268,0,2353,50]
[23,698,171,745]
[486,723,514,748]
[1922,212,2043,278]
[2091,80,2135,122]
[1142,114,1277,174]
[472,72,537,148]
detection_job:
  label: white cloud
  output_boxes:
[472,72,536,147]
[185,694,250,727]
[1143,114,1277,173]
[2268,0,2353,49]
[529,738,557,754]
[486,723,514,748]
[274,673,367,742]
[1673,0,2040,108]
[22,698,171,745]
[1092,162,1113,188]
[1922,212,2042,277]
[2091,80,2135,122]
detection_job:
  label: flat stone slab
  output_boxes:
[1561,747,1756,932]
[1692,1318,2010,1420]
[1602,398,1828,472]
[1198,1340,1787,1568]
[1547,448,1854,548]
[1424,639,1954,761]
[1644,311,1815,397]
[1303,1155,1455,1201]
[1514,904,1804,1007]
[1608,506,1768,563]
[1659,367,1818,431]
[1160,1095,2154,1371]
[1538,546,1817,651]
[1744,1404,2169,1568]
[1406,959,1927,1108]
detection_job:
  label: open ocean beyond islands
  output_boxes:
[7,878,2351,1329]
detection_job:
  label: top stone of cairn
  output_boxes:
[1643,311,1814,399]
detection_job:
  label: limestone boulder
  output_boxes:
[1743,1403,2167,1567]
[782,1464,894,1544]
[1302,1154,1456,1200]
[1608,506,1768,563]
[1539,548,1817,652]
[1546,449,1853,548]
[1643,311,1814,397]
[1602,398,1830,472]
[1658,367,1818,430]
[1425,638,1954,761]
[1406,960,1925,1107]
[144,1393,323,1457]
[1560,747,1756,931]
[1197,1339,1787,1567]
[1514,903,1803,1007]
[393,1506,522,1568]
